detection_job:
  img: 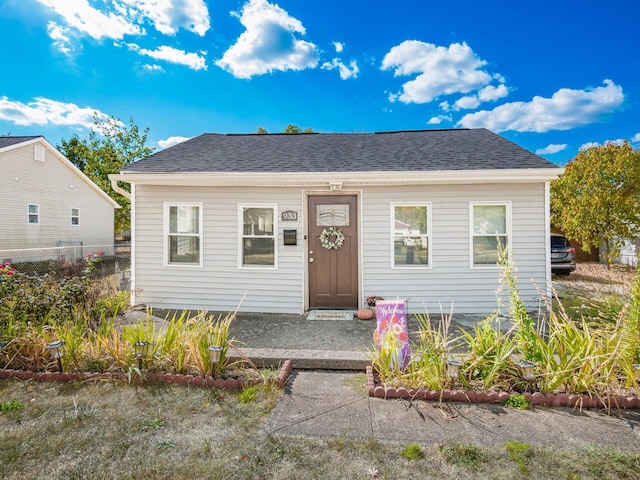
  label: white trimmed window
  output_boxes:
[28,204,39,224]
[164,203,202,266]
[391,203,431,267]
[470,202,511,267]
[71,208,80,226]
[240,205,276,267]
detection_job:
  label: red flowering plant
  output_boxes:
[0,261,17,277]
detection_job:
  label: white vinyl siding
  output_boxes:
[391,203,431,268]
[239,205,277,268]
[470,202,511,268]
[361,184,545,315]
[164,203,202,266]
[71,208,80,226]
[28,204,39,224]
[0,141,116,258]
[130,182,548,316]
[132,186,302,314]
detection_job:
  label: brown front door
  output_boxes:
[308,195,358,309]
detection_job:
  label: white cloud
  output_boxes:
[535,144,568,155]
[427,115,452,125]
[132,44,207,70]
[381,40,497,104]
[46,21,74,55]
[453,95,480,110]
[333,42,344,53]
[0,96,108,128]
[35,0,143,41]
[119,0,210,36]
[216,0,319,79]
[458,80,624,133]
[632,133,640,143]
[478,83,509,102]
[142,64,165,73]
[158,136,191,149]
[580,142,599,151]
[321,59,359,80]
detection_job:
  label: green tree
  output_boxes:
[550,141,640,268]
[283,124,314,134]
[256,126,268,134]
[59,115,155,233]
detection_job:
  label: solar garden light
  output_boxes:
[134,341,150,370]
[208,346,223,378]
[518,360,537,392]
[45,340,65,373]
[445,358,463,387]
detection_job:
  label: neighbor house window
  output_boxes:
[470,202,510,267]
[392,203,431,267]
[165,203,202,266]
[28,204,39,224]
[240,205,276,267]
[71,208,80,226]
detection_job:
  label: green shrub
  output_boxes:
[400,443,423,460]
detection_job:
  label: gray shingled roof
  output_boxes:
[122,128,558,174]
[0,136,41,149]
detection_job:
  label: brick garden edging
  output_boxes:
[366,366,640,410]
[0,359,293,389]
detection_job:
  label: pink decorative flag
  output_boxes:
[374,299,411,370]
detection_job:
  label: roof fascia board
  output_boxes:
[110,168,563,187]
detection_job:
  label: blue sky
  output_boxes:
[0,0,637,164]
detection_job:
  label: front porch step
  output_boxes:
[228,347,369,371]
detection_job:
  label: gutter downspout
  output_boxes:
[110,178,131,200]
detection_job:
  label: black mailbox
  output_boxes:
[283,229,297,245]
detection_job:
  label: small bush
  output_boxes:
[503,394,530,410]
[400,443,423,460]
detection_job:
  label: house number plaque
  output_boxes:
[281,210,298,221]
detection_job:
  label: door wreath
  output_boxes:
[319,227,345,250]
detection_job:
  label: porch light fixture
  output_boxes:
[445,359,463,379]
[45,340,65,372]
[208,346,223,378]
[134,341,149,370]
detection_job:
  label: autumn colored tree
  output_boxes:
[59,115,155,233]
[550,141,640,268]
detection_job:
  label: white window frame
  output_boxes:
[469,201,511,269]
[28,204,40,225]
[163,202,203,267]
[238,204,278,269]
[390,202,432,269]
[70,207,80,226]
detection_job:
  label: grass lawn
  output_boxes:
[1,377,639,480]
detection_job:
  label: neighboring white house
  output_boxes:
[0,136,119,263]
[109,128,562,315]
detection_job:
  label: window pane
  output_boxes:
[29,204,38,214]
[394,206,427,235]
[169,236,200,263]
[170,206,199,234]
[243,238,274,265]
[473,236,508,265]
[243,208,274,235]
[473,205,506,235]
[395,237,428,265]
[316,204,349,226]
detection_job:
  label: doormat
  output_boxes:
[306,310,354,321]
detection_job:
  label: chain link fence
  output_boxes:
[1,243,131,285]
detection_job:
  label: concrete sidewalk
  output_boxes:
[267,371,640,451]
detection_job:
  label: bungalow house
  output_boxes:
[0,136,119,264]
[109,128,562,316]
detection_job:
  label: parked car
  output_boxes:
[551,233,576,275]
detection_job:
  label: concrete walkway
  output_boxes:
[267,370,640,451]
